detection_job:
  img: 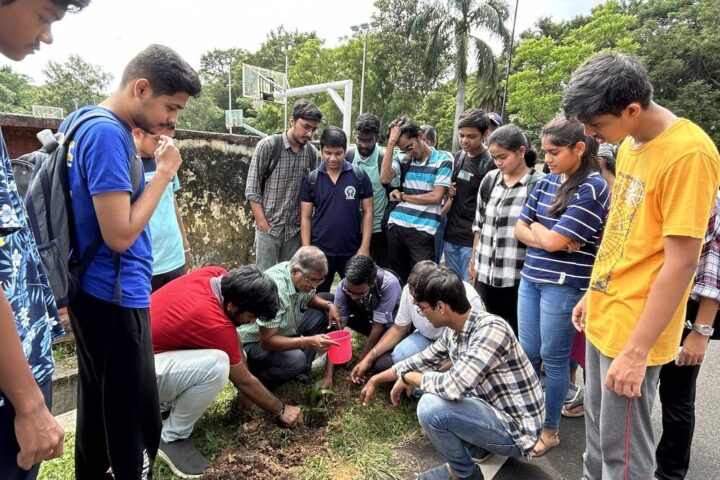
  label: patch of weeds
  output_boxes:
[38,432,75,480]
[52,344,76,364]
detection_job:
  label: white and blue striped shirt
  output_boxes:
[519,172,609,289]
[388,148,453,236]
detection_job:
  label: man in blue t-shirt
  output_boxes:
[300,126,373,293]
[132,128,191,291]
[379,116,453,283]
[63,45,201,479]
[0,1,91,479]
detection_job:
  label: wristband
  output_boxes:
[300,336,305,349]
[400,370,409,384]
[184,247,191,253]
[276,402,286,418]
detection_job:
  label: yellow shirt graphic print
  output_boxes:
[590,173,645,293]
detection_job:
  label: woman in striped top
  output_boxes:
[469,125,544,335]
[514,116,610,457]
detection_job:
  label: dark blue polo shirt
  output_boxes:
[300,161,373,256]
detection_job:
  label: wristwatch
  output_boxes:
[687,320,714,336]
[400,370,410,384]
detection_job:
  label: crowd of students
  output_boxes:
[1,2,719,480]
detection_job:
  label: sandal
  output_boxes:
[562,387,584,418]
[531,430,560,458]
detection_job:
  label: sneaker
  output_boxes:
[158,439,209,479]
[564,383,580,404]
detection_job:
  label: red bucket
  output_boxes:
[326,330,352,365]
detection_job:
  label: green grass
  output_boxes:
[39,335,420,480]
[51,344,76,364]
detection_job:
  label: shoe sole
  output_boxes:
[157,449,203,479]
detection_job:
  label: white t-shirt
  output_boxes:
[394,281,484,340]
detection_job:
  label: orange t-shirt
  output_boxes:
[586,119,720,365]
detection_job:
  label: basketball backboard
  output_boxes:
[242,63,287,106]
[32,105,64,119]
[225,109,244,129]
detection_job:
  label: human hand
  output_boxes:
[388,126,402,146]
[350,358,371,384]
[565,240,584,253]
[184,249,193,271]
[677,331,710,366]
[279,404,304,427]
[605,349,647,398]
[14,405,64,470]
[357,247,370,257]
[326,305,342,330]
[154,136,182,180]
[389,189,402,202]
[308,334,339,354]
[468,260,477,283]
[389,378,413,406]
[448,183,457,199]
[256,219,271,233]
[360,379,377,406]
[571,293,588,332]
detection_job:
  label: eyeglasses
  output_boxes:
[399,140,416,154]
[301,270,325,286]
[342,284,370,299]
[416,303,433,316]
[355,137,377,146]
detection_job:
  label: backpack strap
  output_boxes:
[480,169,501,206]
[452,150,467,183]
[307,169,319,200]
[374,267,385,302]
[260,133,284,195]
[345,147,356,163]
[525,169,542,198]
[308,163,367,200]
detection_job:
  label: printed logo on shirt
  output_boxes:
[344,185,357,200]
[590,172,645,293]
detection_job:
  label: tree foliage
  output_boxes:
[0,66,36,114]
[34,55,112,115]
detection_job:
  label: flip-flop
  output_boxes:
[531,431,560,458]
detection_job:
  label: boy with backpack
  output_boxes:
[300,126,373,293]
[0,1,91,478]
[61,45,201,479]
[245,99,322,272]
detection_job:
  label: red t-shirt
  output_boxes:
[150,266,242,365]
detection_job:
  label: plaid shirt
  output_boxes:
[691,192,720,303]
[392,309,544,455]
[245,134,319,241]
[472,169,545,287]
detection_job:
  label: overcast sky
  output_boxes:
[9,0,604,85]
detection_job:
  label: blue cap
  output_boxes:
[488,112,503,127]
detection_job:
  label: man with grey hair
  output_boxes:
[237,246,342,389]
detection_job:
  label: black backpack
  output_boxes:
[12,110,142,308]
[260,133,318,195]
[306,163,368,199]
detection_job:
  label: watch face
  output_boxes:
[695,325,714,336]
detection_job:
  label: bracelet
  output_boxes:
[276,402,286,418]
[300,336,305,348]
[183,247,191,253]
[400,370,409,384]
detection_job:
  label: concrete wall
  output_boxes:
[0,113,261,268]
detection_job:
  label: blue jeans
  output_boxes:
[417,393,522,478]
[443,240,472,282]
[391,331,434,363]
[254,230,301,272]
[517,278,581,430]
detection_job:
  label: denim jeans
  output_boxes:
[391,331,434,363]
[434,216,447,263]
[254,230,301,272]
[417,393,522,478]
[443,240,472,282]
[155,349,230,443]
[517,278,581,430]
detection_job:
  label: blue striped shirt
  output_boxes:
[388,148,453,235]
[519,172,609,289]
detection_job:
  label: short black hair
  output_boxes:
[221,265,279,319]
[292,99,323,122]
[412,267,471,314]
[407,260,437,292]
[320,126,347,151]
[344,255,377,287]
[1,0,89,11]
[121,44,201,98]
[488,125,537,168]
[355,113,380,136]
[388,115,421,139]
[421,125,437,144]
[457,108,490,134]
[563,52,653,121]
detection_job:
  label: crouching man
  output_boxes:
[360,267,543,480]
[151,265,303,478]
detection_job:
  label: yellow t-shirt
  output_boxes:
[586,119,720,365]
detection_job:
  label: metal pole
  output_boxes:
[228,67,233,134]
[284,50,289,130]
[500,0,519,119]
[359,37,367,114]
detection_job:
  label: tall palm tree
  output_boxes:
[410,0,510,151]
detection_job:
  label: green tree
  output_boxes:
[34,55,112,115]
[410,0,510,150]
[0,66,37,114]
[633,0,720,144]
[507,1,637,137]
[177,93,225,132]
